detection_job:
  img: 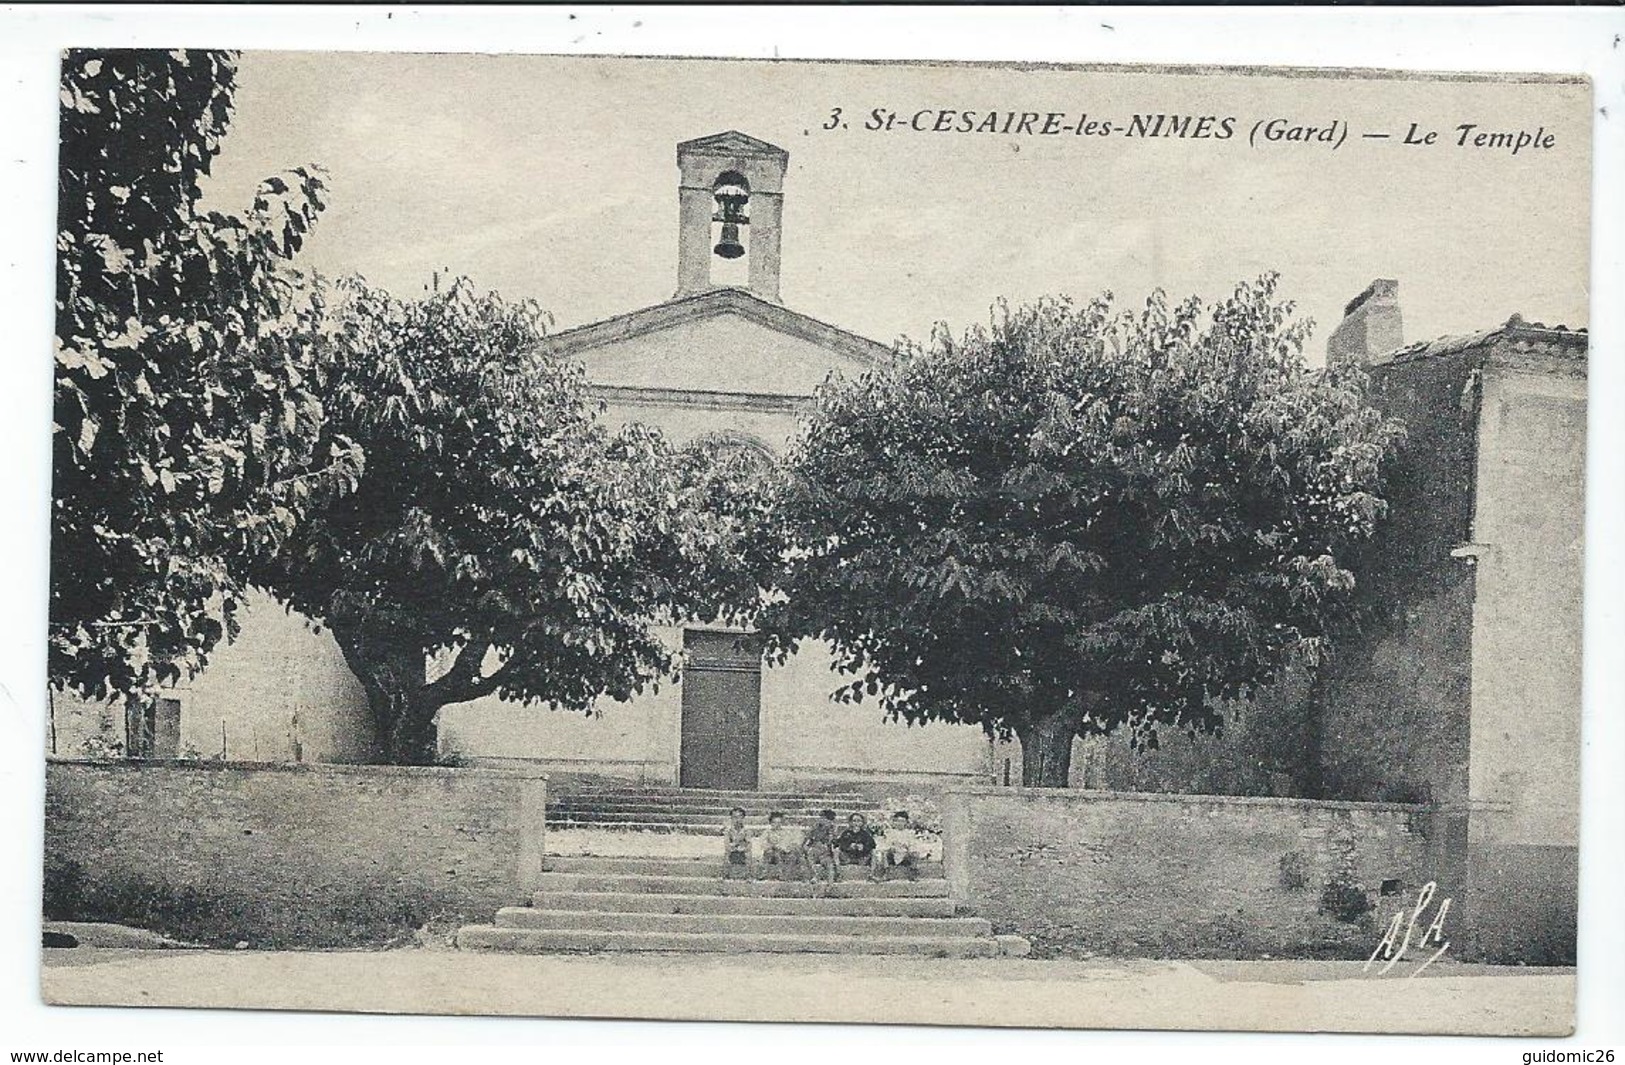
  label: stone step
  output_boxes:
[531,891,958,917]
[457,926,1000,957]
[546,807,857,822]
[559,787,868,804]
[547,809,834,825]
[494,907,992,937]
[550,793,867,810]
[536,872,950,898]
[546,819,847,835]
[545,821,834,836]
[546,812,919,833]
[541,856,944,879]
[546,803,884,819]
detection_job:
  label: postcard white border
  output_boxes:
[1,5,1620,1058]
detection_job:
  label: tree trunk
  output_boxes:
[1016,702,1084,788]
[331,622,437,765]
[1296,666,1330,799]
[381,690,441,766]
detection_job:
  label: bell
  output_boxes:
[712,185,750,260]
[714,222,745,259]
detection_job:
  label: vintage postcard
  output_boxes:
[41,50,1588,1036]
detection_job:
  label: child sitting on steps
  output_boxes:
[833,812,877,880]
[721,806,751,880]
[871,810,923,882]
[759,811,802,880]
[802,808,839,896]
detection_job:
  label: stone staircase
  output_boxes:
[544,785,872,832]
[457,784,1027,957]
[458,855,1025,957]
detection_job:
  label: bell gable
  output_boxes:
[550,287,889,398]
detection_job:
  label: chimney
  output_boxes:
[675,132,789,302]
[1327,279,1403,366]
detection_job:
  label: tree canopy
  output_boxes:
[761,276,1406,786]
[52,48,356,700]
[254,276,772,764]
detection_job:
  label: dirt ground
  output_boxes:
[39,947,1575,1036]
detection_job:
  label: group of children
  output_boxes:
[722,807,924,892]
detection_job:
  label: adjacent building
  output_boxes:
[1070,279,1587,963]
[1319,281,1585,964]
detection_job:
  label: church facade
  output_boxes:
[436,132,995,789]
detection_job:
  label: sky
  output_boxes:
[205,52,1593,360]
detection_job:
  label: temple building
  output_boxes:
[435,132,994,789]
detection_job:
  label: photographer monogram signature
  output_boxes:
[1366,881,1452,978]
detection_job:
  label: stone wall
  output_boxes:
[43,759,546,947]
[941,786,1433,959]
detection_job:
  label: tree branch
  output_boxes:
[462,659,509,701]
[268,452,360,493]
[420,638,504,706]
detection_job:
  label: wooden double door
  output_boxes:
[678,629,762,790]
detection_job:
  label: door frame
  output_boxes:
[676,625,765,790]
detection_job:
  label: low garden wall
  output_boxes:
[43,758,546,948]
[941,785,1435,959]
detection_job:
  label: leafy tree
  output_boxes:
[52,49,357,700]
[761,277,1406,787]
[255,277,770,764]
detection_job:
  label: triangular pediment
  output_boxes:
[549,288,889,398]
[676,131,788,160]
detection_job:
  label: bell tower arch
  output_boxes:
[675,131,789,303]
